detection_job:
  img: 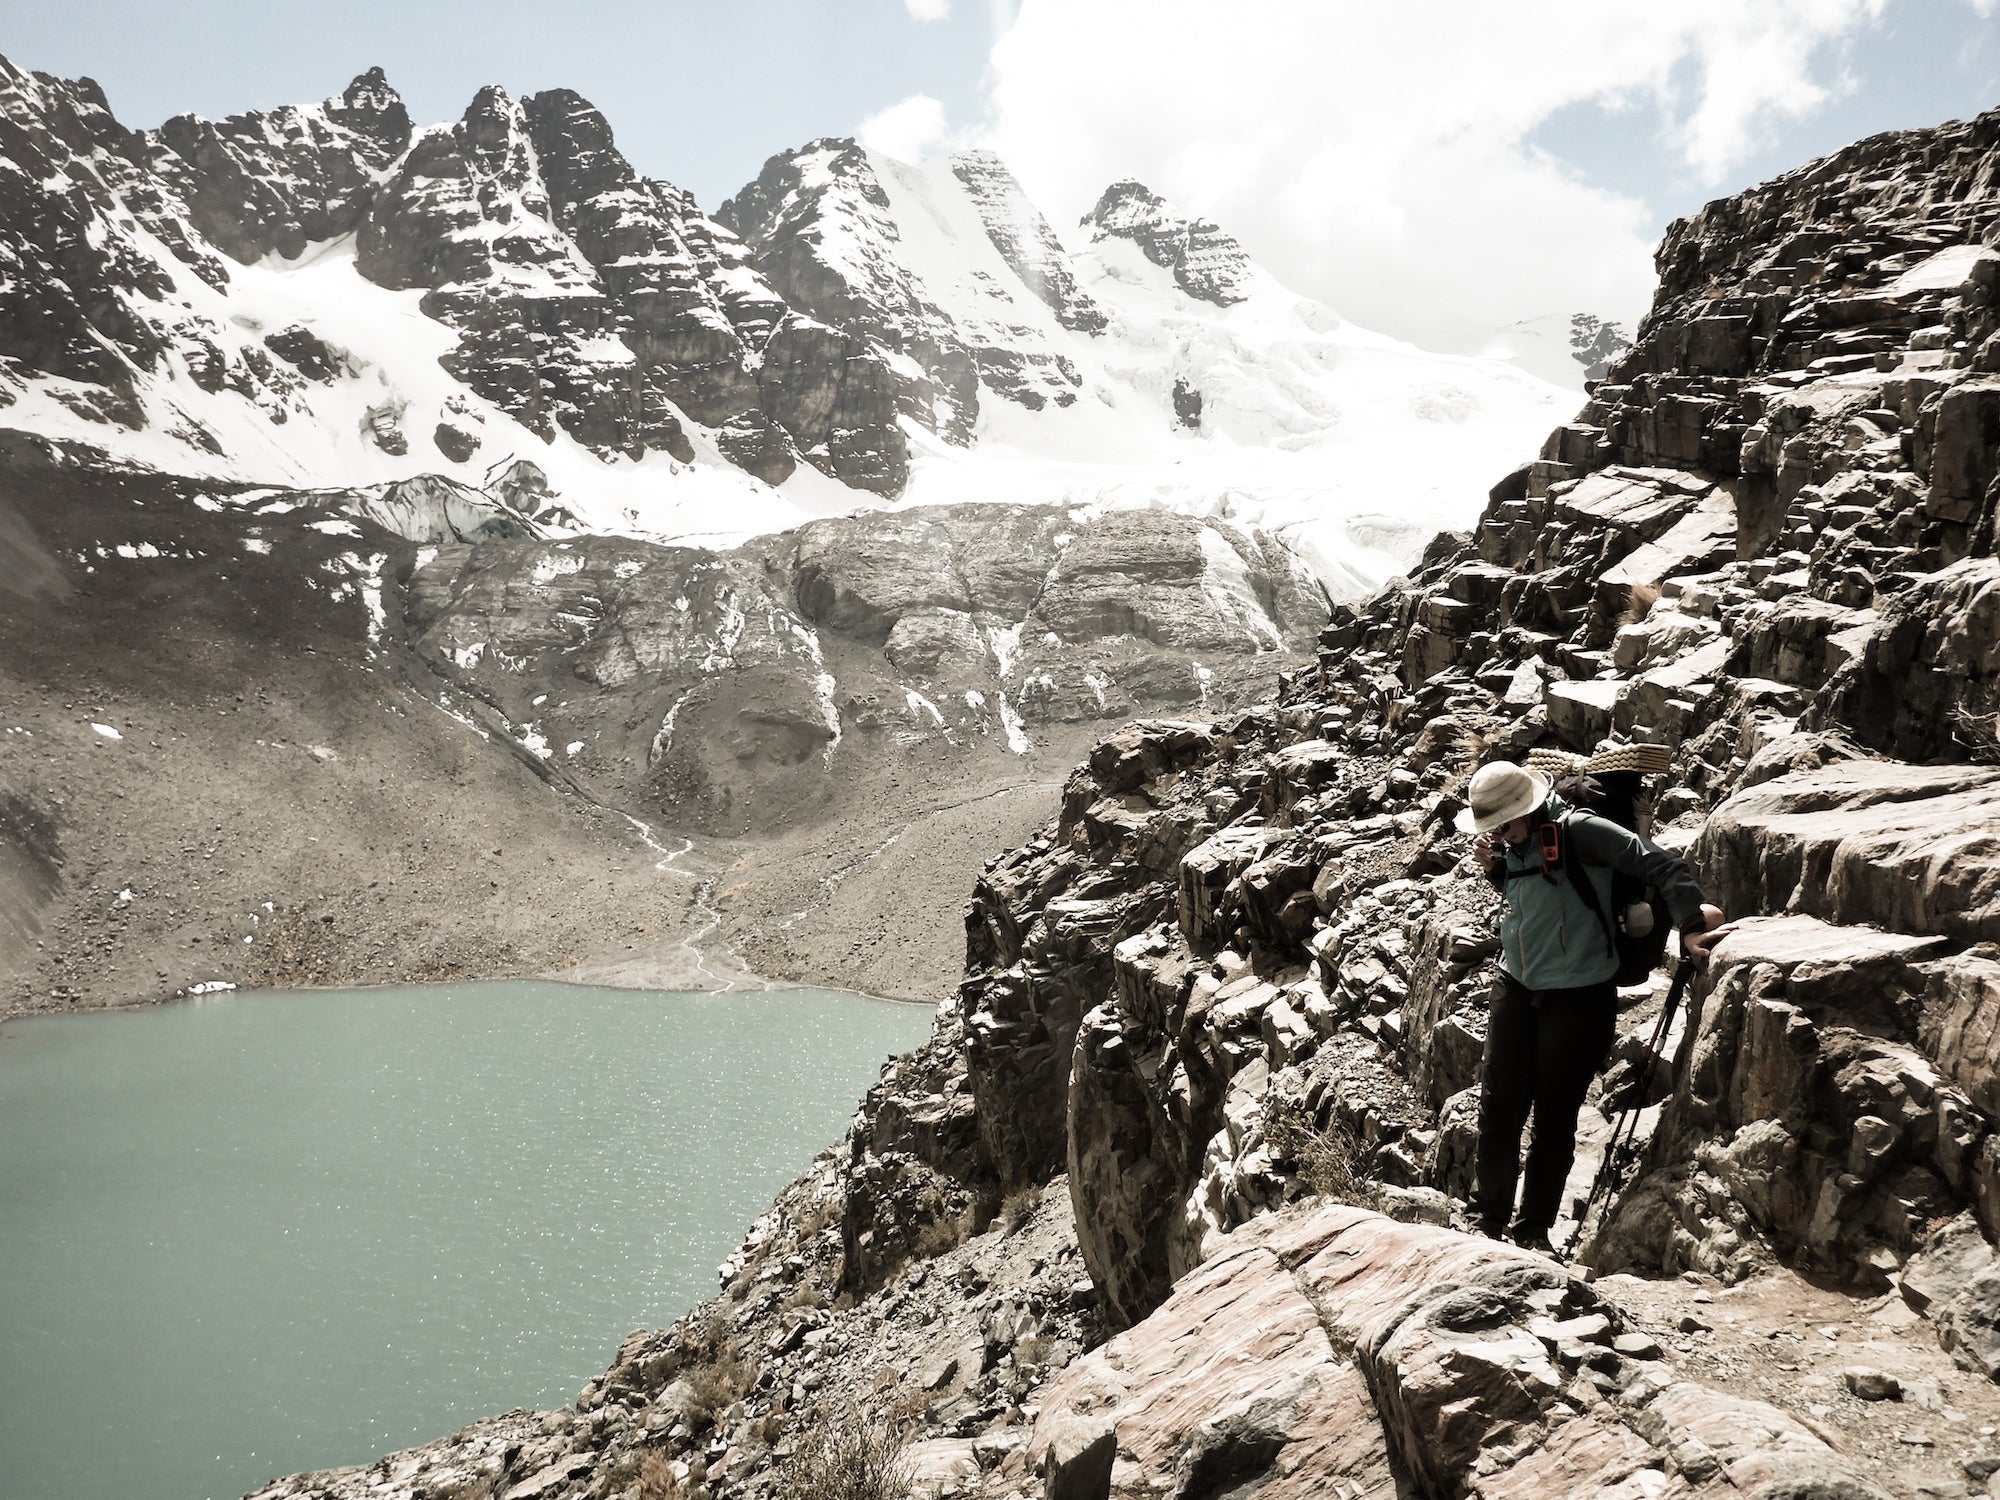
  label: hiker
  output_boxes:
[1456,759,1728,1253]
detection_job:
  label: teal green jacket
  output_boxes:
[1490,793,1707,991]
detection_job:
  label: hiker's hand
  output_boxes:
[1681,904,1731,968]
[1471,832,1498,866]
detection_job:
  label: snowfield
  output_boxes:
[4,134,1574,597]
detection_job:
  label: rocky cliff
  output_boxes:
[0,55,1570,579]
[0,418,1328,1013]
[238,99,2000,1500]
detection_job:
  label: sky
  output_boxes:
[8,0,1999,351]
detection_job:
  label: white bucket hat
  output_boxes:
[1454,761,1553,834]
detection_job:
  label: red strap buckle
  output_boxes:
[1539,821,1562,882]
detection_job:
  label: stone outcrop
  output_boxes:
[0,58,1241,500]
[1029,1203,1890,1499]
[399,502,1328,837]
[148,67,412,262]
[116,80,2000,1500]
[1081,180,1253,307]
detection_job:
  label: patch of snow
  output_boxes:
[565,740,585,756]
[1195,525,1285,650]
[1083,672,1108,708]
[532,551,585,585]
[186,981,236,995]
[309,519,363,538]
[451,642,485,669]
[904,688,946,726]
[814,671,842,760]
[986,622,1023,679]
[519,724,551,759]
[701,591,748,671]
[90,722,122,740]
[996,692,1030,755]
[242,537,272,554]
[649,687,697,765]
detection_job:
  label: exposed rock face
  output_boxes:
[949,150,1107,336]
[715,140,1104,446]
[1082,180,1253,306]
[718,138,979,452]
[0,59,220,403]
[400,503,1328,837]
[242,101,2000,1500]
[1031,1204,1890,1499]
[148,67,412,262]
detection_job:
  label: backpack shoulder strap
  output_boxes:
[1557,813,1619,952]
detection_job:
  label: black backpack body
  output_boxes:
[1545,770,1670,987]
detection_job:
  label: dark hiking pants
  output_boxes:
[1474,973,1618,1234]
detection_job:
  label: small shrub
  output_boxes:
[1263,1097,1381,1209]
[912,1206,976,1260]
[785,1404,913,1500]
[684,1335,755,1426]
[999,1185,1039,1235]
[782,1281,824,1312]
[1955,705,2000,764]
[638,1451,682,1500]
[794,1193,843,1239]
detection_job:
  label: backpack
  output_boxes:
[1527,746,1673,987]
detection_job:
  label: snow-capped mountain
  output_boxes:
[0,57,1575,592]
[1484,311,1636,389]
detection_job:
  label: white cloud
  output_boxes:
[975,0,1889,348]
[904,0,952,20]
[857,93,954,161]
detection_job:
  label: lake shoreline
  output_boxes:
[0,978,935,1500]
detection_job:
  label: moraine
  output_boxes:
[0,980,931,1500]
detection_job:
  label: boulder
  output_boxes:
[1028,1203,1889,1499]
[1700,762,2000,942]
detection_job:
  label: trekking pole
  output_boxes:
[1574,961,1694,1251]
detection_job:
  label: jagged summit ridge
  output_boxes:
[0,56,1570,588]
[948,149,1108,335]
[1082,177,1254,307]
[147,67,413,264]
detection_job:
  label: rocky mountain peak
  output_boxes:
[146,70,414,263]
[327,66,412,154]
[520,87,635,216]
[1082,177,1252,306]
[454,84,543,198]
[719,136,981,446]
[947,149,1107,335]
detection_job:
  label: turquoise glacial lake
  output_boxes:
[0,981,932,1500]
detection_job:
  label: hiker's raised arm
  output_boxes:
[1567,813,1706,933]
[1681,903,1730,967]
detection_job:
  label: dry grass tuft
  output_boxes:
[637,1451,681,1500]
[684,1333,756,1426]
[999,1185,1039,1235]
[785,1404,913,1500]
[1263,1097,1381,1209]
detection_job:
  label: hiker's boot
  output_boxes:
[1510,1226,1556,1256]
